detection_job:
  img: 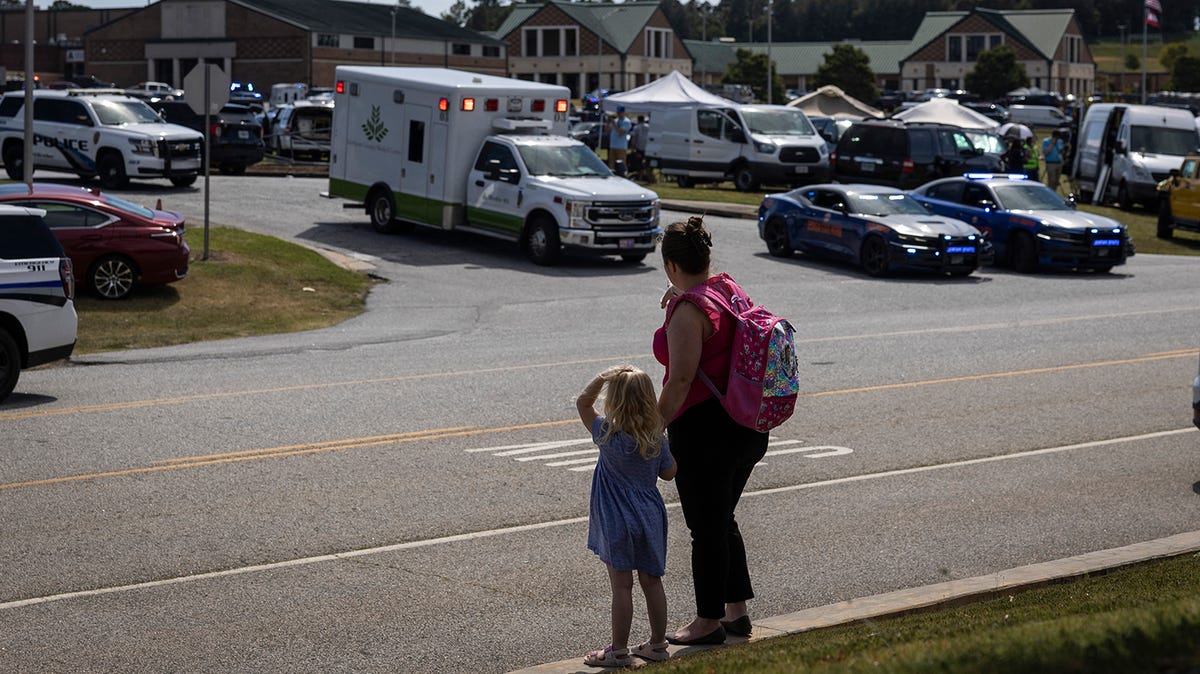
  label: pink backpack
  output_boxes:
[693,283,799,433]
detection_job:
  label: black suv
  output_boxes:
[150,101,265,174]
[832,120,1003,190]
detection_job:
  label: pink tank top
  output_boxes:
[652,273,741,420]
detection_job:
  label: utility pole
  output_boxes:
[1118,23,1126,94]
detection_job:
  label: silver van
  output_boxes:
[644,104,829,191]
[1007,104,1070,128]
[1071,103,1200,208]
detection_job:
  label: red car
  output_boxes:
[0,183,188,299]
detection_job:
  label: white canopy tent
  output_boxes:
[600,71,735,113]
[787,85,883,120]
[890,98,1000,130]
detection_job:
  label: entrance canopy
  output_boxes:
[600,71,735,113]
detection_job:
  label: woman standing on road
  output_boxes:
[653,217,770,646]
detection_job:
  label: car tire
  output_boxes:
[220,163,247,175]
[620,254,646,264]
[523,215,562,266]
[764,217,793,257]
[1117,182,1133,211]
[859,235,889,277]
[733,164,760,192]
[89,255,138,300]
[0,327,19,404]
[1011,231,1038,273]
[368,188,397,234]
[675,175,693,188]
[97,152,129,189]
[1157,199,1175,239]
[3,142,23,181]
[169,175,197,187]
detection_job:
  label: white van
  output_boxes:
[644,104,829,191]
[1007,104,1070,128]
[326,67,659,265]
[1071,103,1200,208]
[269,83,308,109]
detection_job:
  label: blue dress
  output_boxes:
[587,416,674,576]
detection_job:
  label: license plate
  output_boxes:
[950,255,964,265]
[794,166,809,174]
[238,130,250,139]
[860,162,875,172]
[619,238,635,249]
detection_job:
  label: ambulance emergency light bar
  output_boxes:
[437,97,568,113]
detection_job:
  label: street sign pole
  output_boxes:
[183,63,230,261]
[203,66,211,260]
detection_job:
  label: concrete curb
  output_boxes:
[660,200,757,220]
[509,530,1200,673]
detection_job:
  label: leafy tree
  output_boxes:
[723,48,785,103]
[964,45,1028,100]
[1125,53,1140,71]
[465,0,513,33]
[813,43,877,103]
[1169,55,1200,90]
[48,0,88,8]
[1158,43,1188,72]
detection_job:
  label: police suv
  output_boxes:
[0,204,77,403]
[0,89,203,188]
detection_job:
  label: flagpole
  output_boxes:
[1141,14,1147,104]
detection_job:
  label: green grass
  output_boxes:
[1088,33,1200,75]
[650,554,1200,673]
[74,226,372,354]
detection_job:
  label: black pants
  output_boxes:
[668,396,769,619]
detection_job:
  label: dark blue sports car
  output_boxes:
[910,174,1135,273]
[757,183,989,277]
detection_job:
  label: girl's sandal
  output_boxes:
[583,644,633,667]
[632,640,671,661]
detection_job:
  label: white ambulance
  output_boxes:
[326,67,660,265]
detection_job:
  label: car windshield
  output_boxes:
[101,193,155,219]
[518,144,612,177]
[847,193,929,215]
[1128,126,1199,155]
[992,183,1069,210]
[91,99,164,125]
[739,108,816,136]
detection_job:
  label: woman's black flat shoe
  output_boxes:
[667,625,727,646]
[721,615,752,637]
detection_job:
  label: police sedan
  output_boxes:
[910,174,1135,273]
[757,183,989,277]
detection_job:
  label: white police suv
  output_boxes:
[0,204,77,403]
[0,89,203,188]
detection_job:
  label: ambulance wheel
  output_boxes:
[368,188,397,234]
[97,152,129,189]
[523,215,561,266]
[1157,199,1174,239]
[3,142,23,181]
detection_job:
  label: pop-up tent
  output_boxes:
[600,71,735,112]
[890,97,999,130]
[787,85,883,120]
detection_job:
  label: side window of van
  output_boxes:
[697,110,723,140]
[1080,121,1104,150]
[1181,159,1198,180]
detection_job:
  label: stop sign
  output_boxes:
[183,63,231,115]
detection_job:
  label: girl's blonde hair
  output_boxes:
[600,367,665,460]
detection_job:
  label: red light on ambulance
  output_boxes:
[335,81,345,94]
[438,98,449,111]
[531,99,546,113]
[485,98,499,112]
[555,99,568,113]
[462,98,476,111]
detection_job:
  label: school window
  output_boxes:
[353,36,375,50]
[317,34,339,48]
[522,27,577,58]
[965,35,986,61]
[989,35,1002,49]
[452,43,471,56]
[947,36,962,62]
[408,120,425,163]
[645,28,671,59]
[482,45,500,58]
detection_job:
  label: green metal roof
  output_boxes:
[495,1,661,52]
[984,8,1075,60]
[906,11,965,57]
[683,40,910,77]
[230,0,501,44]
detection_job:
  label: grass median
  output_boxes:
[73,225,373,354]
[650,553,1200,673]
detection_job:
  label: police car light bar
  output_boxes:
[964,173,1028,181]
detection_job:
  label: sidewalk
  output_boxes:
[509,530,1200,673]
[660,199,757,220]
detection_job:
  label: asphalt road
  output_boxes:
[2,174,1199,673]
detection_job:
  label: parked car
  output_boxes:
[150,100,265,173]
[756,183,989,277]
[0,183,189,299]
[962,101,1009,123]
[910,173,1133,273]
[125,81,184,100]
[831,120,1003,189]
[0,204,77,402]
[568,120,608,151]
[1156,154,1200,239]
[269,100,333,161]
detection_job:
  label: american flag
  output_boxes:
[1146,0,1161,27]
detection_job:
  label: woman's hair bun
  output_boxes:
[685,215,712,248]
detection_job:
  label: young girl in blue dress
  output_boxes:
[576,365,677,667]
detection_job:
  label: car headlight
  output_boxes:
[1035,225,1077,242]
[129,138,159,156]
[895,233,937,247]
[753,140,777,154]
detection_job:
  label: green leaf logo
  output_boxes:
[362,105,388,142]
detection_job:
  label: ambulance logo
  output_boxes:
[362,106,389,142]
